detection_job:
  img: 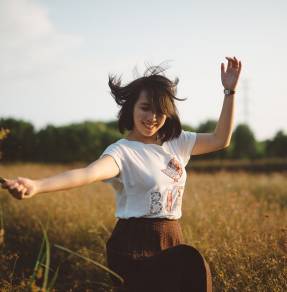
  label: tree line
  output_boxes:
[0,118,286,163]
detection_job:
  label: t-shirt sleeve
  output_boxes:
[99,143,123,172]
[174,130,197,166]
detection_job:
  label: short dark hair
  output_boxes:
[108,63,186,142]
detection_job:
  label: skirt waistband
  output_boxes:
[118,217,178,223]
[107,217,184,259]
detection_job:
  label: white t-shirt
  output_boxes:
[99,130,197,220]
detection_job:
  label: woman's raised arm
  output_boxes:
[191,56,242,156]
[0,155,119,200]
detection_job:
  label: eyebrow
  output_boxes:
[139,102,151,106]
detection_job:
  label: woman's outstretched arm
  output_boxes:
[0,155,119,200]
[191,56,242,156]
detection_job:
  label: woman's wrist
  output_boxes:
[223,88,236,96]
[33,179,44,195]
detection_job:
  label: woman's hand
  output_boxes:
[221,56,242,91]
[0,177,39,200]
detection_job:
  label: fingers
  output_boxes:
[1,178,28,200]
[1,178,11,189]
[11,186,27,200]
[10,189,22,200]
[225,57,233,70]
[238,60,242,74]
[16,184,26,193]
[0,177,6,184]
[225,56,241,70]
[221,62,225,75]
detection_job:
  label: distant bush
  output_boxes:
[231,124,257,159]
[0,118,285,163]
[0,127,11,160]
[266,130,287,158]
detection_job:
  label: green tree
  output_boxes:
[196,120,217,132]
[231,124,257,159]
[266,130,287,157]
[0,118,36,162]
[181,123,196,132]
[0,128,10,160]
[254,140,266,159]
[34,121,122,163]
[106,120,119,131]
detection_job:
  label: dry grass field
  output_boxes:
[0,163,286,291]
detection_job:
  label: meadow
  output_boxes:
[0,163,286,291]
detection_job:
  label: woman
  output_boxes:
[1,57,242,291]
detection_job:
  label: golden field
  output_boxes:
[0,163,286,291]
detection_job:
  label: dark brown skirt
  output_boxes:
[106,217,185,260]
[106,217,186,291]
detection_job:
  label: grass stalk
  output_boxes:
[29,220,59,291]
[54,244,124,284]
[0,203,4,246]
[29,236,46,288]
[41,226,50,290]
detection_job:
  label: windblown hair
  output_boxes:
[108,62,186,142]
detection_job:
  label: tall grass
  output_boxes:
[0,163,286,291]
[28,221,60,291]
[0,203,4,246]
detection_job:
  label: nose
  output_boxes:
[146,111,157,122]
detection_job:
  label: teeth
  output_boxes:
[143,122,156,129]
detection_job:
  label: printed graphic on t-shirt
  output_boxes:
[149,186,184,215]
[149,191,163,214]
[161,158,183,182]
[173,186,184,210]
[166,190,173,212]
[165,186,184,212]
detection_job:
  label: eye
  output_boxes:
[140,107,150,112]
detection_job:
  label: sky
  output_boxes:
[0,0,286,141]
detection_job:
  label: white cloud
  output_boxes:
[0,0,83,81]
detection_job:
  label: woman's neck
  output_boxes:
[126,131,162,145]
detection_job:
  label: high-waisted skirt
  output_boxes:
[106,217,208,292]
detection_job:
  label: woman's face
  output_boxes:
[132,90,167,139]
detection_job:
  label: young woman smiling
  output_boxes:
[1,57,242,292]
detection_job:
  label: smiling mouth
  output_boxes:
[143,122,157,130]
